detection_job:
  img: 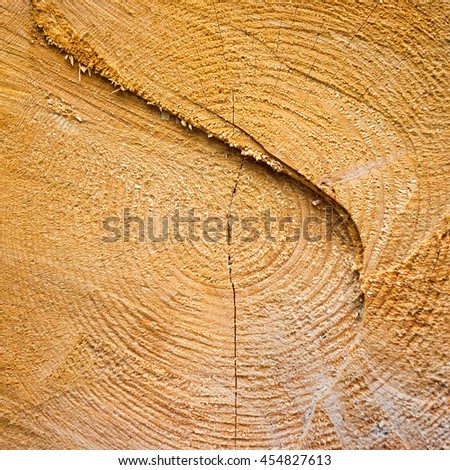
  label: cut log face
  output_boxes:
[1,0,449,450]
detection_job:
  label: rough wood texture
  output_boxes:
[1,0,449,449]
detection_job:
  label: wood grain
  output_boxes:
[1,0,449,449]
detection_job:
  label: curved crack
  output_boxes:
[30,0,365,278]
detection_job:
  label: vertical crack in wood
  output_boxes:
[226,156,244,449]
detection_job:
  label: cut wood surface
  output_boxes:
[1,0,449,449]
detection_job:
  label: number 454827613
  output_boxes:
[259,454,331,466]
